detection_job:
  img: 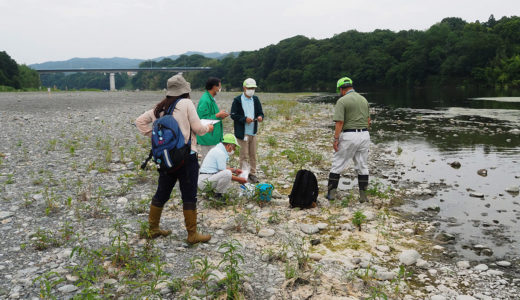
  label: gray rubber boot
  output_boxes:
[358,175,369,203]
[326,173,340,201]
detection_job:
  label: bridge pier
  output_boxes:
[109,73,116,91]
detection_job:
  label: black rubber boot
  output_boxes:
[326,173,340,201]
[358,175,369,203]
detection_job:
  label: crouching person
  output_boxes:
[198,134,248,198]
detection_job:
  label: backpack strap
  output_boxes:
[165,98,182,115]
[165,98,192,146]
[140,150,153,169]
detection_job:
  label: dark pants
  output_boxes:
[152,153,199,210]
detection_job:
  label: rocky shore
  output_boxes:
[0,91,518,299]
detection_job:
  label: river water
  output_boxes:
[311,88,520,261]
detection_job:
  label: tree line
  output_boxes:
[3,15,519,92]
[135,15,520,92]
[0,51,40,91]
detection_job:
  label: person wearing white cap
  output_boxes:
[230,78,265,183]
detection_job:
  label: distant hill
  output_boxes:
[30,57,144,70]
[30,51,239,70]
[154,51,239,61]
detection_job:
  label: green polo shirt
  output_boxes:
[196,91,223,146]
[333,90,370,130]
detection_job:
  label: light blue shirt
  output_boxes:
[241,93,255,136]
[199,143,228,174]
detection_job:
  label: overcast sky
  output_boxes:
[1,0,518,65]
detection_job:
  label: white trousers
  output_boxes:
[330,131,370,175]
[198,169,232,193]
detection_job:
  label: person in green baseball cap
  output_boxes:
[327,76,371,203]
[198,133,248,199]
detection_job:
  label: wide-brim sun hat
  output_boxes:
[222,133,240,148]
[166,74,192,97]
[243,78,257,88]
[336,77,353,93]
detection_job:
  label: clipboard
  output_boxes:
[200,119,221,126]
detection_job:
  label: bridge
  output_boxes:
[34,67,212,91]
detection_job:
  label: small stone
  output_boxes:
[310,239,321,246]
[469,192,484,198]
[375,271,395,281]
[243,282,254,298]
[351,258,362,265]
[477,169,488,177]
[57,248,72,259]
[486,269,504,276]
[376,245,391,253]
[399,249,421,266]
[428,269,438,276]
[456,296,477,300]
[309,253,322,261]
[505,185,519,194]
[403,228,415,235]
[430,295,446,300]
[435,232,455,243]
[104,279,117,285]
[117,197,128,205]
[32,194,43,201]
[474,264,489,271]
[416,259,429,268]
[66,274,79,282]
[210,270,226,282]
[58,284,78,293]
[316,222,328,230]
[457,261,470,269]
[257,228,275,238]
[450,161,461,169]
[0,211,14,220]
[300,224,319,234]
[496,260,511,267]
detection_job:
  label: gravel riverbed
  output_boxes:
[0,91,518,299]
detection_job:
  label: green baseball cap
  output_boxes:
[336,77,353,93]
[222,133,240,148]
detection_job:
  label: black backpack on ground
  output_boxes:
[289,169,319,209]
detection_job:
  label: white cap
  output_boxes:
[243,78,257,88]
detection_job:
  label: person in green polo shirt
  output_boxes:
[326,76,371,203]
[197,77,230,161]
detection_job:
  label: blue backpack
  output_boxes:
[141,99,191,171]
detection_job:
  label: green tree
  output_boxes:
[0,51,21,88]
[18,65,41,89]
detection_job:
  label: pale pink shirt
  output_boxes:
[135,98,209,152]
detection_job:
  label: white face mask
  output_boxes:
[228,150,234,156]
[218,87,222,93]
[245,89,255,97]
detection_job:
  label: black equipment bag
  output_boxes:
[289,169,319,209]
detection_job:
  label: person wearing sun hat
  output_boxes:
[135,74,214,244]
[198,133,248,199]
[326,76,371,203]
[230,78,265,183]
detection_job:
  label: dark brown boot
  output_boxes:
[148,205,172,238]
[183,209,211,244]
